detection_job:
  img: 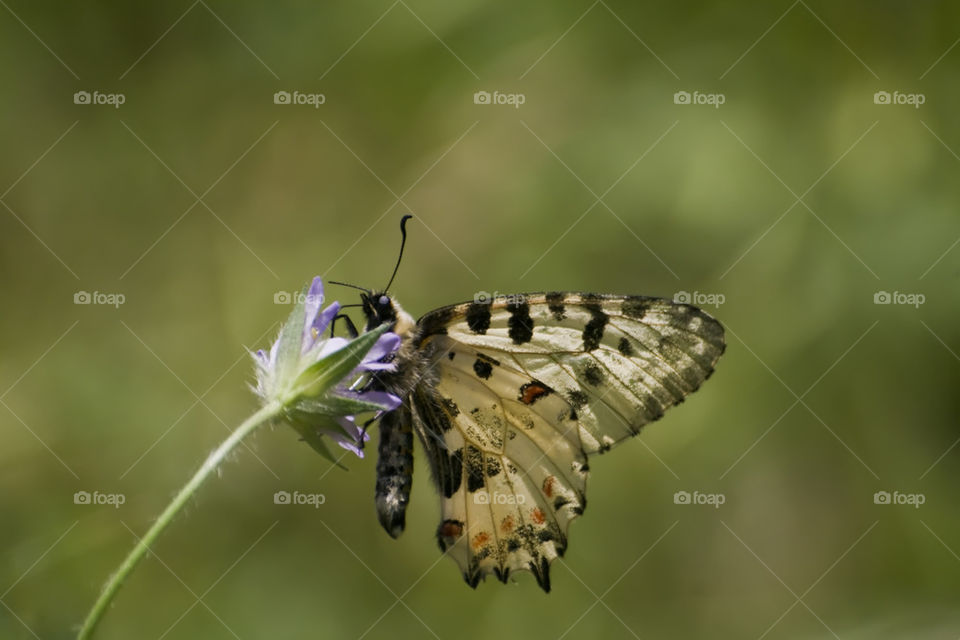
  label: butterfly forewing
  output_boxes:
[408,293,725,590]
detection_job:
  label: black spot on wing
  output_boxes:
[582,305,608,351]
[618,336,635,356]
[506,301,533,344]
[530,556,551,592]
[621,296,651,319]
[464,569,481,589]
[476,352,501,366]
[537,527,559,544]
[687,307,726,345]
[546,291,566,321]
[567,389,589,408]
[583,363,604,386]
[440,449,463,498]
[466,302,491,334]
[465,445,485,492]
[473,358,493,379]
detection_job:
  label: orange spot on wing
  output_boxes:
[440,521,463,539]
[542,476,556,498]
[472,532,490,550]
[531,508,546,525]
[520,381,551,405]
[500,515,515,534]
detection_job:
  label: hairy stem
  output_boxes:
[77,401,282,639]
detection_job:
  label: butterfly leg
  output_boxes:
[330,313,359,338]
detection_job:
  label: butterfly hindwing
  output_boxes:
[412,341,586,590]
[409,293,725,590]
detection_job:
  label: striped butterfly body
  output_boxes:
[359,291,725,592]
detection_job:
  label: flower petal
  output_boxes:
[357,390,402,411]
[321,416,370,458]
[311,300,341,345]
[302,277,325,328]
[364,332,401,363]
[317,336,350,358]
[302,278,334,352]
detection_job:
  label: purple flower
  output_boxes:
[252,277,401,461]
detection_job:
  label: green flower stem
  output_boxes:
[77,401,283,640]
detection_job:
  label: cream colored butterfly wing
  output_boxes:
[410,293,725,591]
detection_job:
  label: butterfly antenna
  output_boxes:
[383,214,413,293]
[328,280,372,294]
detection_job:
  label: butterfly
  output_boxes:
[343,219,725,592]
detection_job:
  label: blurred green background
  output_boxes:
[2,1,959,638]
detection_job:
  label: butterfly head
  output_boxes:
[360,291,396,330]
[360,291,416,337]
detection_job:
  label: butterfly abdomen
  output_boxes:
[367,297,426,539]
[375,406,414,538]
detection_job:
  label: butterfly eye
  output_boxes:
[379,295,389,306]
